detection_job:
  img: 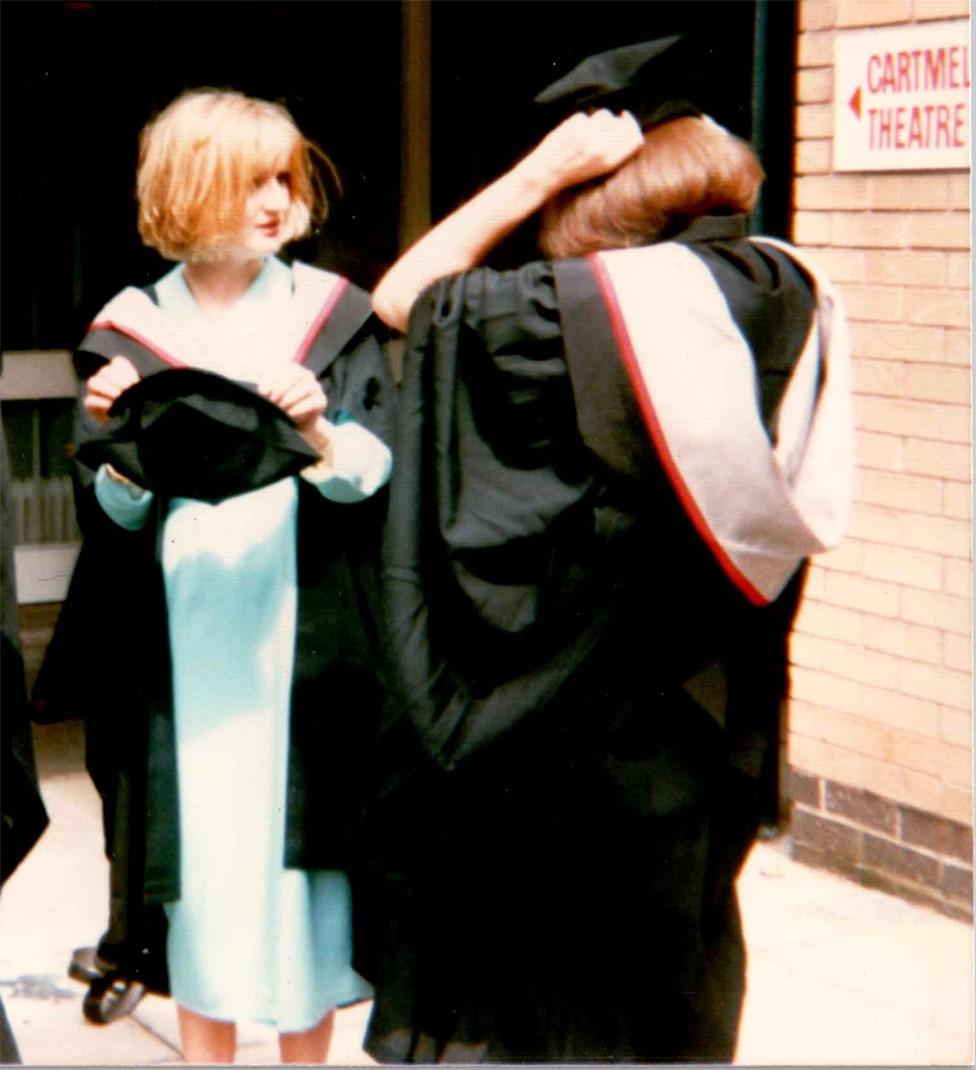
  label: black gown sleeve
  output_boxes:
[381,262,633,767]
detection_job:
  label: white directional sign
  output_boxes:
[834,20,970,171]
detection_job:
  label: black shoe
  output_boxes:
[82,972,146,1026]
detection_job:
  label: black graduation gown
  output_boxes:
[1,415,50,888]
[32,270,396,995]
[1,409,50,1063]
[353,216,850,1063]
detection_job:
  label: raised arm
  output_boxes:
[372,110,643,332]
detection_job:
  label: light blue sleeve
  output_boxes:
[300,420,392,504]
[93,464,154,531]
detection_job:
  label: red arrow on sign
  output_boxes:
[849,86,862,119]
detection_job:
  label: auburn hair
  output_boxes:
[136,89,336,261]
[538,115,765,259]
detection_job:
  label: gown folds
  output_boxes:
[354,215,853,1063]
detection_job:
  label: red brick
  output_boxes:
[856,397,970,444]
[796,844,870,889]
[943,558,971,598]
[796,174,872,210]
[860,867,971,920]
[905,213,971,251]
[942,864,974,903]
[861,544,942,591]
[899,805,973,862]
[821,639,903,687]
[903,440,971,484]
[853,358,905,396]
[788,732,943,813]
[899,661,971,710]
[939,707,972,748]
[794,599,863,644]
[849,322,945,363]
[863,249,946,287]
[940,745,974,791]
[814,248,868,283]
[790,632,828,669]
[799,1,836,32]
[943,482,971,520]
[859,683,941,738]
[901,588,971,635]
[941,785,974,827]
[947,173,970,210]
[848,503,903,544]
[857,469,943,514]
[792,808,863,863]
[836,0,910,24]
[943,633,972,673]
[797,67,834,104]
[825,780,898,834]
[795,140,832,175]
[793,211,831,245]
[946,253,971,289]
[914,0,971,17]
[861,617,942,666]
[797,29,834,67]
[869,175,951,212]
[832,212,908,248]
[790,667,864,715]
[903,364,971,404]
[907,288,971,328]
[821,571,900,617]
[944,328,971,365]
[789,767,822,809]
[797,102,833,139]
[863,832,940,887]
[816,539,865,574]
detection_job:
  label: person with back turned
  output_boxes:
[353,35,854,1063]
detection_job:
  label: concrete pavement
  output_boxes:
[1,719,972,1066]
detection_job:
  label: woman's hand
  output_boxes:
[84,356,140,423]
[103,463,148,499]
[372,109,643,332]
[257,365,333,460]
[519,109,645,197]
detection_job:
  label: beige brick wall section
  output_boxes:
[790,1,972,830]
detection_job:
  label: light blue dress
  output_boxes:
[94,257,389,1031]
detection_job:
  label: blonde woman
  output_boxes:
[66,89,392,1063]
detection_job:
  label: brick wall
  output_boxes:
[788,0,972,918]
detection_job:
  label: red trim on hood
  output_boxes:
[292,276,349,364]
[87,321,187,368]
[588,252,767,607]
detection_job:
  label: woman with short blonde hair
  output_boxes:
[63,87,393,1064]
[136,89,333,262]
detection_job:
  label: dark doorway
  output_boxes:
[2,0,796,350]
[1,0,403,351]
[429,1,796,267]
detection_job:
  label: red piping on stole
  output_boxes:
[587,252,768,608]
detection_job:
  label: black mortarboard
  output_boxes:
[76,368,320,504]
[534,35,713,131]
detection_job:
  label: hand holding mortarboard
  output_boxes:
[84,356,142,424]
[76,364,323,504]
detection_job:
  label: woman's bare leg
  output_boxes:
[177,1005,236,1064]
[279,1009,335,1064]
